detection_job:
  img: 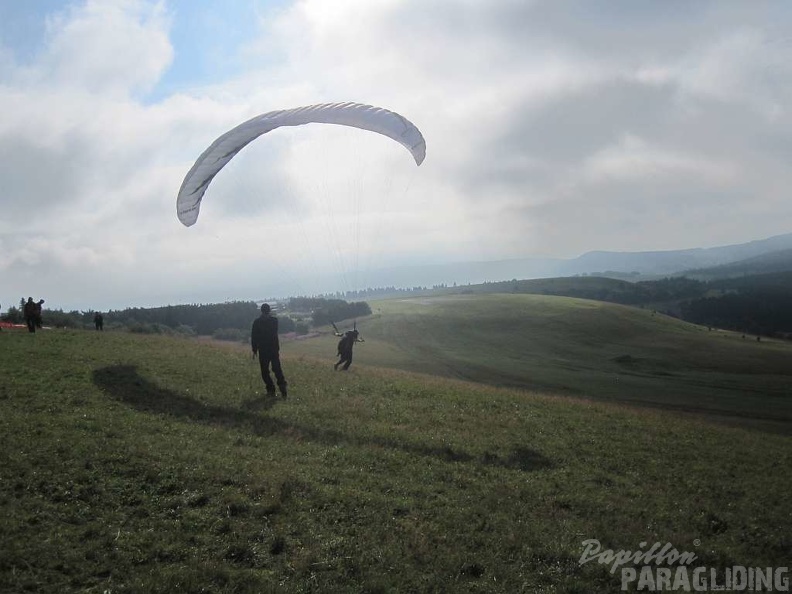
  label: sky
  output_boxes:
[1,0,792,311]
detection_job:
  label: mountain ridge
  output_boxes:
[348,231,792,289]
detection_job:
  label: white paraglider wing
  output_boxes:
[177,102,426,227]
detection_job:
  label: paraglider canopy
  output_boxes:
[177,102,426,227]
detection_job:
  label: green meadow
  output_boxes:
[285,294,792,433]
[1,293,791,592]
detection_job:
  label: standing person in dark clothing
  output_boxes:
[334,329,364,371]
[251,303,287,398]
[35,299,45,329]
[23,298,37,333]
[94,312,104,331]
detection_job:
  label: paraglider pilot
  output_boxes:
[333,325,364,371]
[251,303,288,398]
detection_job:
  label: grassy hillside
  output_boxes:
[1,328,790,592]
[284,294,792,432]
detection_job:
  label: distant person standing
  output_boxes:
[35,299,45,329]
[94,312,104,331]
[251,303,288,398]
[23,298,37,333]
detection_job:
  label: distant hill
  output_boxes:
[426,271,792,337]
[709,269,792,292]
[334,232,792,294]
[556,232,792,276]
[433,275,704,309]
[682,248,792,280]
[439,275,648,304]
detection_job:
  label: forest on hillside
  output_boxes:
[1,298,371,339]
[449,272,792,337]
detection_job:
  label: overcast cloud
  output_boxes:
[1,0,791,310]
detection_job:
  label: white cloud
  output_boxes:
[673,29,792,118]
[580,134,737,186]
[35,0,173,96]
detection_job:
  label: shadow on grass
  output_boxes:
[94,365,553,473]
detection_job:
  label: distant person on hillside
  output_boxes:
[94,312,104,331]
[251,303,288,398]
[334,329,364,371]
[23,298,37,333]
[35,299,45,329]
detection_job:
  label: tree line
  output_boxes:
[4,271,789,338]
[1,298,372,339]
[288,298,371,327]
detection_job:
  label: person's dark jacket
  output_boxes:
[251,314,280,355]
[23,300,36,320]
[337,332,355,356]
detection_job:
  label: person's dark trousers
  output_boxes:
[337,352,352,370]
[25,318,35,333]
[258,353,287,395]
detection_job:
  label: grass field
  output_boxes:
[283,294,792,433]
[1,313,791,592]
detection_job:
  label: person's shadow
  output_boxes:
[241,393,279,412]
[93,365,553,473]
